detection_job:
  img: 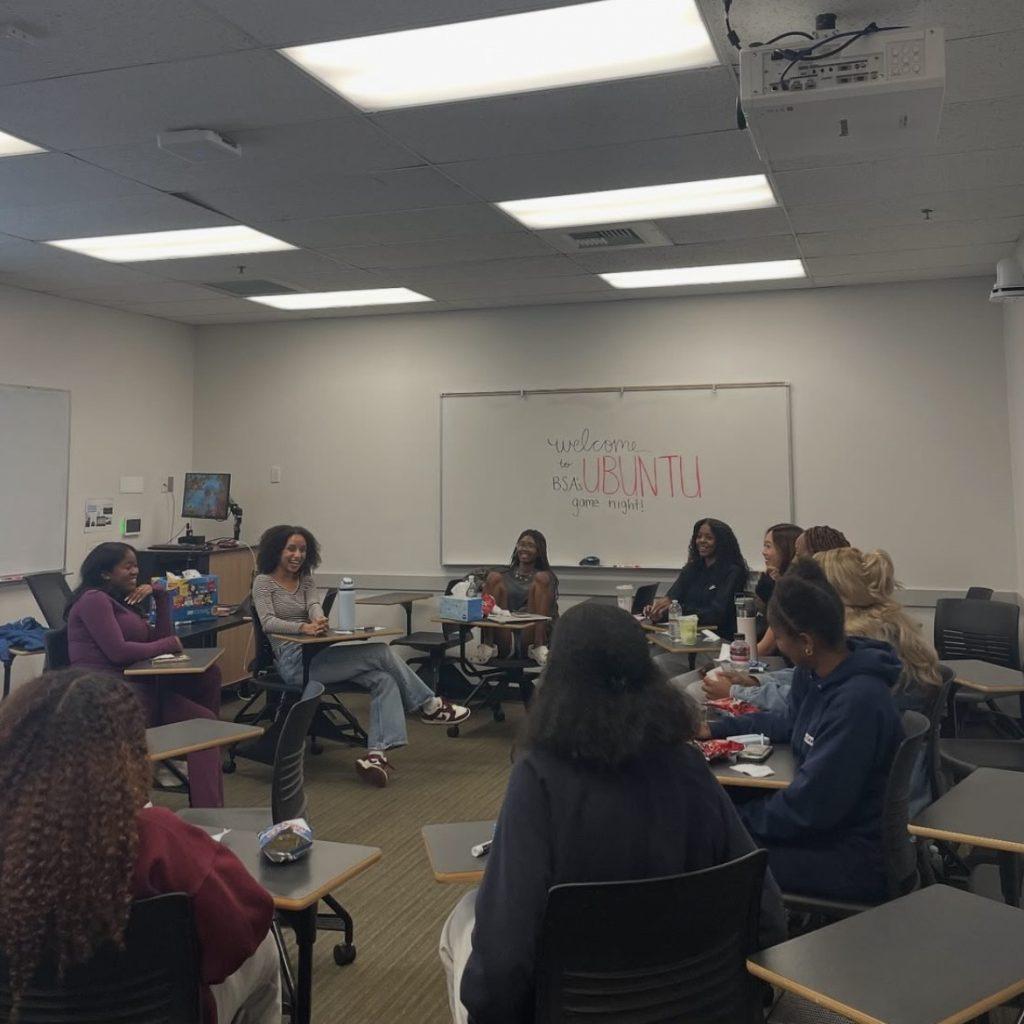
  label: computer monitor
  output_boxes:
[181,472,231,521]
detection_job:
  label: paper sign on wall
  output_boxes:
[84,498,115,533]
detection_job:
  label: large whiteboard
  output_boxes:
[0,384,70,577]
[441,385,792,569]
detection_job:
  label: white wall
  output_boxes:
[0,284,195,686]
[1005,238,1024,592]
[193,277,1012,593]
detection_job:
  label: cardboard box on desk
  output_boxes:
[151,574,219,623]
[439,595,483,622]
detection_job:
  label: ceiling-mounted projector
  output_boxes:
[990,257,1024,303]
[739,25,945,166]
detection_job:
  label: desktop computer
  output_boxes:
[178,472,243,544]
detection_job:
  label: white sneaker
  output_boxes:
[528,644,549,667]
[468,642,498,666]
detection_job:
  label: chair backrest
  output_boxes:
[25,572,72,629]
[933,598,1021,668]
[321,588,336,618]
[965,586,993,600]
[929,666,955,800]
[632,583,659,615]
[272,680,324,823]
[247,602,278,677]
[882,710,931,900]
[534,850,768,1024]
[43,626,69,671]
[0,893,200,1023]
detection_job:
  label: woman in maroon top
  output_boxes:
[66,542,223,807]
[0,670,279,1024]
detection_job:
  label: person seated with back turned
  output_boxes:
[0,669,279,1024]
[252,524,469,788]
[473,529,558,667]
[66,541,224,807]
[439,602,785,1024]
[704,559,904,903]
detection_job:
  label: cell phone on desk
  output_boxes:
[739,743,773,763]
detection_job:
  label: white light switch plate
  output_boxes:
[120,475,144,493]
[270,465,282,484]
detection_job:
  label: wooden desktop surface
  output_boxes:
[747,884,1024,1024]
[942,659,1024,694]
[147,718,263,761]
[422,821,496,884]
[650,632,722,656]
[357,592,432,606]
[125,647,224,676]
[432,617,549,631]
[710,745,796,790]
[269,628,403,645]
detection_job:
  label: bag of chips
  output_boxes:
[696,739,745,763]
[706,697,762,717]
[258,818,313,863]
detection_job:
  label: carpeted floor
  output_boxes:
[154,690,523,1024]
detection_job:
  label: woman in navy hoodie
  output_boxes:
[706,557,904,903]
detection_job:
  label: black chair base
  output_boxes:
[461,658,538,728]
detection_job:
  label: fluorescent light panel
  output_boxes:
[248,289,433,310]
[601,260,806,289]
[46,226,295,262]
[280,0,718,111]
[0,129,44,157]
[499,175,776,230]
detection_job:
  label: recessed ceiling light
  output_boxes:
[46,226,295,262]
[600,260,806,289]
[0,129,44,157]
[499,175,777,230]
[280,0,718,112]
[248,288,433,310]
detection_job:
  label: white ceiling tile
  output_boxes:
[440,131,763,200]
[191,166,477,222]
[202,0,587,47]
[659,207,793,243]
[807,241,1014,277]
[259,267,394,290]
[812,266,994,287]
[255,204,524,247]
[0,153,151,209]
[945,30,1024,103]
[418,274,608,301]
[0,50,349,151]
[372,69,739,162]
[0,192,232,240]
[54,280,232,303]
[321,233,554,269]
[397,255,588,286]
[129,248,349,284]
[935,96,1024,155]
[573,235,800,273]
[0,2,258,87]
[0,240,175,288]
[72,118,421,193]
[788,185,1024,232]
[798,216,1024,257]
[114,296,263,316]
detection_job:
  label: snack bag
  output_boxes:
[258,818,313,863]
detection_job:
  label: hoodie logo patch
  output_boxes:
[803,733,815,747]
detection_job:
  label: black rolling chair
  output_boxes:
[965,587,993,600]
[631,583,659,614]
[25,571,72,629]
[388,580,466,695]
[928,666,955,801]
[782,710,931,921]
[42,626,69,671]
[0,893,200,1023]
[534,850,769,1024]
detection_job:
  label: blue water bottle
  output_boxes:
[337,576,356,631]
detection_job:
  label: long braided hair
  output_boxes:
[0,670,151,1007]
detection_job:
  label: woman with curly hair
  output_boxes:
[439,602,784,1024]
[66,541,223,806]
[0,669,279,1023]
[252,525,469,788]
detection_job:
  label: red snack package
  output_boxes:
[696,739,745,762]
[706,697,762,717]
[480,594,495,616]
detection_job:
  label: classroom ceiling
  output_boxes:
[0,0,1021,324]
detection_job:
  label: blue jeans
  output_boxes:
[273,641,435,751]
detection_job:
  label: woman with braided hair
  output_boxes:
[438,602,784,1024]
[0,670,279,1023]
[795,524,851,557]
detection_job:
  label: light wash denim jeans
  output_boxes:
[273,640,435,751]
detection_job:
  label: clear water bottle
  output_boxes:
[465,573,479,597]
[668,600,683,640]
[336,576,356,631]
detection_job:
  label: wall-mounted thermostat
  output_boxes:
[122,516,142,537]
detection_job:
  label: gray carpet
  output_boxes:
[155,691,522,1024]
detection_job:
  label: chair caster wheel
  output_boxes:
[493,709,506,723]
[222,759,236,774]
[310,741,323,755]
[447,725,460,738]
[333,943,356,966]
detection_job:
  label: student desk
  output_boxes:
[747,884,1024,1024]
[710,746,796,790]
[649,631,722,657]
[268,628,403,689]
[124,646,224,676]
[212,828,381,1024]
[356,591,431,636]
[2,646,42,699]
[909,768,1024,906]
[146,718,264,762]
[942,659,1024,695]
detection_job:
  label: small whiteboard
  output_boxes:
[441,384,792,569]
[0,384,70,577]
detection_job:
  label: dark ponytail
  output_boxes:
[767,557,845,647]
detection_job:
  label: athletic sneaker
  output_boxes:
[467,642,498,666]
[420,699,471,725]
[355,752,390,788]
[528,644,549,667]
[153,760,187,789]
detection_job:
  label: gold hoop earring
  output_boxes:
[804,647,813,656]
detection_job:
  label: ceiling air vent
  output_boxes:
[542,221,672,254]
[204,279,297,297]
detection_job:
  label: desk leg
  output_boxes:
[2,657,12,700]
[402,601,413,637]
[998,851,1022,907]
[279,906,316,1024]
